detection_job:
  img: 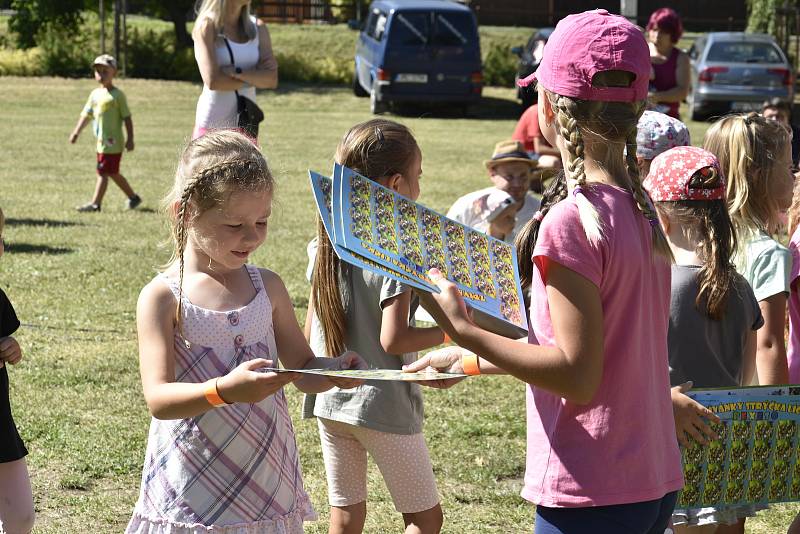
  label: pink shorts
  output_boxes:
[96,152,121,175]
[317,418,440,513]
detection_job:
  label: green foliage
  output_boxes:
[746,0,799,35]
[0,46,43,75]
[9,0,84,49]
[37,20,95,77]
[125,26,199,81]
[482,43,517,87]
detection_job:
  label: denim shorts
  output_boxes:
[534,491,678,534]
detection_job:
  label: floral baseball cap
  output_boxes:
[643,146,725,202]
[636,110,691,161]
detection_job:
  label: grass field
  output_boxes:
[0,75,798,533]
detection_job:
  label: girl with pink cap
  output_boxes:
[405,9,683,533]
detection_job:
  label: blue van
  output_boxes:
[353,0,483,114]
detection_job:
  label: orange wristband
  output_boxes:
[204,378,230,407]
[461,353,480,375]
[442,332,451,344]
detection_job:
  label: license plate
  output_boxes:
[731,101,760,112]
[396,73,428,83]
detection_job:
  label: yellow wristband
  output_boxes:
[461,353,480,376]
[204,378,230,407]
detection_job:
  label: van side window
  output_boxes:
[373,13,388,41]
[364,10,387,41]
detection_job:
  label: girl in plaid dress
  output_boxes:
[126,130,365,534]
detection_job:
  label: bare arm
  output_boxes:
[650,50,690,103]
[263,270,364,392]
[380,291,445,355]
[124,116,134,151]
[755,293,789,384]
[303,288,314,342]
[193,17,246,92]
[69,115,91,143]
[741,327,757,385]
[417,262,605,404]
[232,21,278,89]
[137,280,299,420]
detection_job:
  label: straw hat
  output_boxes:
[483,140,538,170]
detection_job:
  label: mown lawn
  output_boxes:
[0,75,796,533]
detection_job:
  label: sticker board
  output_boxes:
[679,385,800,507]
[320,163,526,336]
[262,367,466,381]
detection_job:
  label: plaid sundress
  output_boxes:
[126,265,316,533]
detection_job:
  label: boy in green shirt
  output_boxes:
[69,54,142,212]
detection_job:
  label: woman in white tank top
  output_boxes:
[192,0,278,140]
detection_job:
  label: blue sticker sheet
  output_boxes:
[678,385,800,507]
[319,163,527,334]
[309,171,435,293]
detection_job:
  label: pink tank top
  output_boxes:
[652,48,680,119]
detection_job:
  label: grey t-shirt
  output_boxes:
[668,265,764,388]
[302,239,424,435]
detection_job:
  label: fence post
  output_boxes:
[99,0,105,54]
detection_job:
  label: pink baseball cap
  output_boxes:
[518,9,650,103]
[643,146,726,202]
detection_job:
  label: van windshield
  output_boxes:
[389,12,474,47]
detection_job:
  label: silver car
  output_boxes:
[687,32,794,120]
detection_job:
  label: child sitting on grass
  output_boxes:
[69,54,142,213]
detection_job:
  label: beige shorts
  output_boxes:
[317,418,440,514]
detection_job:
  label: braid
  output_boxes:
[515,172,568,291]
[171,158,267,343]
[553,96,603,243]
[624,120,674,261]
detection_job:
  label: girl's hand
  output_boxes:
[402,346,467,389]
[671,381,720,448]
[216,358,301,404]
[416,268,474,342]
[325,351,367,390]
[0,336,22,367]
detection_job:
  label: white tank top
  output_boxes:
[194,16,260,130]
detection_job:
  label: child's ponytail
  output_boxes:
[624,119,674,261]
[312,217,347,357]
[653,163,736,320]
[311,119,419,356]
[704,112,791,237]
[550,95,603,243]
[515,173,568,290]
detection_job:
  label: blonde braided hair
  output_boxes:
[164,130,274,342]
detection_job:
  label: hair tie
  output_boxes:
[648,217,660,228]
[533,210,544,222]
[572,186,584,197]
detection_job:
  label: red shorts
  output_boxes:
[96,153,122,175]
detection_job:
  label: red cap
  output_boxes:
[518,9,650,103]
[643,146,725,202]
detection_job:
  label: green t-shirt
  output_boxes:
[81,86,130,154]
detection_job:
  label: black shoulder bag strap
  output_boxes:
[222,36,241,101]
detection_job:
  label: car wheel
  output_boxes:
[688,91,705,121]
[352,68,368,98]
[370,84,387,114]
